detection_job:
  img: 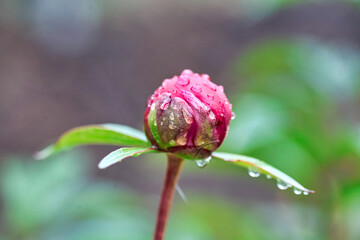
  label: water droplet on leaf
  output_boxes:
[248,167,260,178]
[266,174,271,179]
[293,188,302,195]
[277,179,289,190]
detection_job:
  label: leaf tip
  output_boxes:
[33,145,55,160]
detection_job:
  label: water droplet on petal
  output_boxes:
[207,94,214,100]
[177,75,190,86]
[191,85,202,93]
[160,98,171,110]
[293,188,302,195]
[160,121,164,126]
[181,108,194,124]
[195,156,212,168]
[303,192,309,196]
[277,179,289,190]
[176,134,187,145]
[169,112,175,121]
[182,69,193,75]
[248,167,260,178]
[150,103,156,110]
[231,112,236,120]
[172,89,177,94]
[219,85,224,92]
[208,111,216,120]
[169,121,176,130]
[202,74,210,80]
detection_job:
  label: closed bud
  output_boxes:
[144,69,233,160]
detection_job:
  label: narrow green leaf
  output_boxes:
[212,152,315,195]
[98,147,158,169]
[35,124,151,159]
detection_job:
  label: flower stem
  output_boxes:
[154,154,184,240]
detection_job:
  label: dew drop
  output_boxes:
[195,156,212,168]
[191,85,202,93]
[207,94,214,100]
[176,134,187,145]
[208,111,216,120]
[150,103,156,110]
[169,112,175,121]
[169,121,176,130]
[231,112,236,120]
[202,74,210,80]
[182,69,193,75]
[277,179,289,190]
[219,85,224,92]
[293,188,302,195]
[181,108,194,124]
[160,98,171,110]
[266,174,271,179]
[177,75,190,86]
[303,192,309,196]
[248,167,260,178]
[154,121,157,126]
[172,89,177,94]
[160,121,164,126]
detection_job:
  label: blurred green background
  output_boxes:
[1,0,360,239]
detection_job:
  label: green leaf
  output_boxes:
[212,152,315,195]
[98,147,158,169]
[35,124,151,159]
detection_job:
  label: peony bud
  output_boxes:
[144,69,233,160]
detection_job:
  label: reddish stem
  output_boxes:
[154,154,184,240]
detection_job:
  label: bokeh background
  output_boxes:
[1,0,360,239]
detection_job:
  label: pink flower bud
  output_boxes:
[144,69,233,160]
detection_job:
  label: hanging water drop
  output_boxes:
[195,156,212,168]
[231,112,236,120]
[293,188,302,195]
[303,192,309,196]
[248,167,260,178]
[277,179,289,190]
